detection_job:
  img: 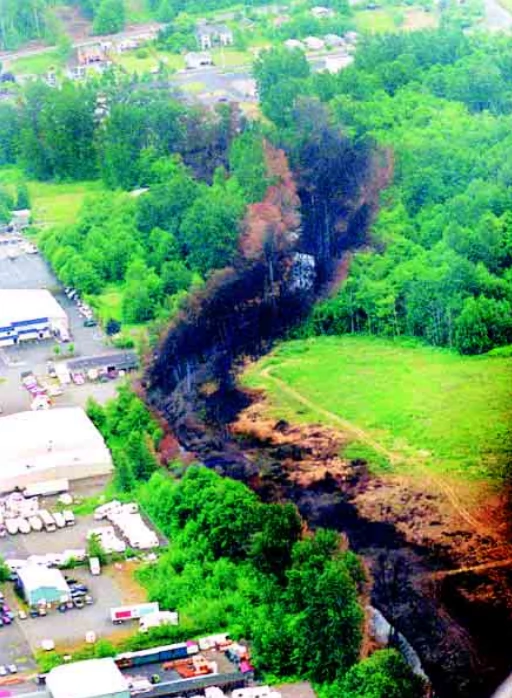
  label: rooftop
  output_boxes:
[18,565,69,595]
[0,289,66,327]
[66,351,139,371]
[0,407,112,485]
[47,659,129,698]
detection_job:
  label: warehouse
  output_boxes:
[0,407,113,493]
[0,289,69,346]
[46,659,130,698]
[66,351,139,374]
[18,566,69,607]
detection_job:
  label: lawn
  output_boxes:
[243,336,512,481]
[28,180,104,228]
[114,49,185,75]
[0,167,103,228]
[10,50,66,77]
[354,7,437,33]
[211,48,253,69]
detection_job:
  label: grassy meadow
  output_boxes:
[243,336,512,481]
[0,167,102,228]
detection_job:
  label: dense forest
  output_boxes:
[83,389,424,698]
[254,31,512,354]
[0,77,271,326]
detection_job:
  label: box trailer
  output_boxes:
[23,479,69,498]
[110,602,159,625]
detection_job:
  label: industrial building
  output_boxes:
[66,351,139,374]
[0,289,69,346]
[18,566,69,606]
[0,407,113,493]
[46,659,130,698]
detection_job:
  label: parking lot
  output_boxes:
[0,506,149,659]
[0,251,123,415]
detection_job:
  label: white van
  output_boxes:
[63,510,75,526]
[53,512,66,529]
[89,557,101,575]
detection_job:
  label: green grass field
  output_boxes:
[243,336,512,481]
[0,167,102,228]
[28,180,104,228]
[10,50,65,77]
[211,48,253,69]
[354,7,437,33]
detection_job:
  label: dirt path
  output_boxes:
[260,364,498,541]
[426,558,512,580]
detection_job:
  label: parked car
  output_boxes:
[7,665,17,674]
[0,666,7,677]
[71,371,85,385]
[83,319,97,327]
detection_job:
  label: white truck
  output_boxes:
[138,611,179,633]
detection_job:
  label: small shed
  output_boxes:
[18,566,69,606]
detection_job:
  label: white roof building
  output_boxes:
[47,659,130,698]
[0,407,113,493]
[18,565,69,606]
[0,289,68,346]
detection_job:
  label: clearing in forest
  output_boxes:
[243,335,512,483]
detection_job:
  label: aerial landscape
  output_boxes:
[0,0,511,697]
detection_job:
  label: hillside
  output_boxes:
[243,335,512,482]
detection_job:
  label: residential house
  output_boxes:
[196,22,234,50]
